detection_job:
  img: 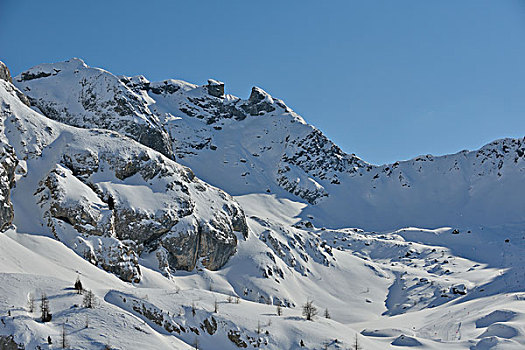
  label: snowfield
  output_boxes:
[0,59,522,349]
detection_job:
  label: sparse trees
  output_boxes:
[82,290,95,308]
[302,299,317,321]
[40,293,52,322]
[352,333,362,350]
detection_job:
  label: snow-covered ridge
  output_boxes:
[15,59,525,231]
[15,58,174,159]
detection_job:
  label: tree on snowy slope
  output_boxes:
[40,293,52,322]
[83,290,95,308]
[302,299,317,321]
[74,276,83,294]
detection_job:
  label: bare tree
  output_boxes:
[40,293,52,322]
[191,301,196,317]
[352,333,362,350]
[276,304,282,316]
[227,294,233,303]
[85,315,89,329]
[61,323,68,349]
[74,276,83,294]
[82,290,95,308]
[193,336,199,350]
[302,299,317,321]
[256,320,262,334]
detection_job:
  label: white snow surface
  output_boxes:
[0,60,521,349]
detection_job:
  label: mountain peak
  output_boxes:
[249,86,273,104]
[206,79,225,98]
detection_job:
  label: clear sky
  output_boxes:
[1,1,524,165]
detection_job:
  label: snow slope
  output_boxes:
[0,59,521,349]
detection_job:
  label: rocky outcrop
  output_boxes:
[32,136,247,280]
[0,141,17,231]
[206,79,224,98]
[0,335,24,350]
[240,86,276,116]
[0,61,12,83]
[0,82,19,232]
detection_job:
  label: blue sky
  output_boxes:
[2,1,524,165]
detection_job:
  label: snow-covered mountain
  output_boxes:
[0,59,523,349]
[15,58,525,231]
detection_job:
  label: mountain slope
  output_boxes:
[0,59,522,349]
[15,59,525,231]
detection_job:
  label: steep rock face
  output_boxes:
[0,137,16,232]
[0,68,19,231]
[1,72,248,282]
[0,61,12,83]
[14,58,174,159]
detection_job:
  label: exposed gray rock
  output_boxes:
[0,96,18,232]
[0,142,17,231]
[33,140,248,279]
[240,87,276,116]
[206,79,224,98]
[0,335,24,350]
[0,61,12,83]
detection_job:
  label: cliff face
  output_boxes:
[0,62,19,232]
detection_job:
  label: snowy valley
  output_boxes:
[0,59,522,349]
